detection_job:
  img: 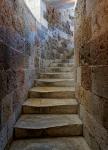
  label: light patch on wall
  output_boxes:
[24,0,40,21]
[24,0,48,28]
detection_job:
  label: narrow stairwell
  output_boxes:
[9,60,91,150]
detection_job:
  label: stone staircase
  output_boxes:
[9,60,91,150]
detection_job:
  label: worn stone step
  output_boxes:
[60,59,74,63]
[46,67,74,72]
[14,114,83,138]
[50,62,74,67]
[35,79,75,87]
[22,98,78,114]
[52,59,74,63]
[9,137,91,150]
[29,87,75,99]
[39,72,74,79]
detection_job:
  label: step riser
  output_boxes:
[14,125,83,139]
[23,105,78,114]
[39,74,74,79]
[51,59,73,63]
[46,68,74,72]
[29,91,75,99]
[50,64,74,67]
[61,60,74,63]
[35,81,75,87]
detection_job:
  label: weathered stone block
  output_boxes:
[80,105,108,150]
[6,69,17,94]
[76,67,81,85]
[78,87,107,127]
[81,66,91,90]
[103,100,108,130]
[0,70,7,100]
[1,93,13,126]
[90,32,108,65]
[0,125,8,150]
[83,126,100,150]
[0,43,9,70]
[7,114,15,140]
[13,86,27,112]
[90,0,108,35]
[16,69,25,88]
[0,42,24,70]
[92,66,108,99]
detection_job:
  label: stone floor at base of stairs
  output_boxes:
[9,137,91,150]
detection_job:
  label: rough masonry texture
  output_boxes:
[0,0,41,149]
[74,0,108,150]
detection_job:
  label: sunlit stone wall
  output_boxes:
[25,0,48,28]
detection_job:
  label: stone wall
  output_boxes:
[0,0,41,149]
[45,3,60,27]
[74,0,108,150]
[43,3,75,61]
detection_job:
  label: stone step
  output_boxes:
[22,98,78,114]
[46,67,74,72]
[9,137,91,150]
[14,114,83,138]
[50,62,74,67]
[39,72,74,79]
[29,87,75,99]
[52,59,74,63]
[35,79,75,87]
[61,59,74,63]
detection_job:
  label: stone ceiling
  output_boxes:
[45,0,77,8]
